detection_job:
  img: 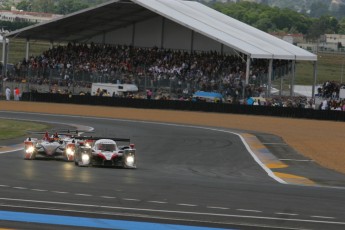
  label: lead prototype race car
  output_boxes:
[23,130,79,161]
[74,137,136,169]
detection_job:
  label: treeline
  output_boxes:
[212,1,345,40]
[0,21,34,31]
[201,0,345,20]
[3,0,109,15]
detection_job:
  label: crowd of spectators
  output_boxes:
[316,80,345,99]
[2,43,289,96]
[314,80,345,111]
[4,42,345,110]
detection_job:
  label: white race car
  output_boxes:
[24,131,77,161]
[74,137,136,168]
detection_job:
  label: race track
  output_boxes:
[0,112,344,230]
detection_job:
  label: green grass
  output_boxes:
[0,119,49,140]
[5,38,52,63]
[2,39,345,86]
[295,53,345,85]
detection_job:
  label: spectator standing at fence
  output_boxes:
[14,87,20,101]
[5,87,11,100]
[342,101,345,111]
[146,89,152,99]
[321,99,329,110]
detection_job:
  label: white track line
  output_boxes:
[0,197,343,226]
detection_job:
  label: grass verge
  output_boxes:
[0,119,49,140]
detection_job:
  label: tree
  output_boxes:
[212,1,312,34]
[16,0,32,11]
[14,0,109,14]
[338,18,345,34]
[255,17,274,32]
[0,21,34,31]
[35,0,54,13]
[307,16,339,40]
[55,0,89,15]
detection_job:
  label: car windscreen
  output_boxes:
[97,144,115,151]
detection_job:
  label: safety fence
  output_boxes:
[20,92,345,122]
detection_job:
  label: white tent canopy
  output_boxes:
[5,0,316,61]
[134,0,316,60]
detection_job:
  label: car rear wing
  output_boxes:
[74,136,131,142]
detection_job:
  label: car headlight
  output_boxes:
[82,154,90,162]
[66,148,74,155]
[26,146,34,153]
[126,155,135,165]
[85,143,91,148]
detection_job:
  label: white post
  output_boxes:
[1,35,5,95]
[280,73,283,96]
[290,60,296,96]
[2,37,6,77]
[312,61,317,100]
[245,55,250,84]
[341,60,344,84]
[268,59,273,97]
[25,38,30,61]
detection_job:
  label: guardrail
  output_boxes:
[21,92,345,122]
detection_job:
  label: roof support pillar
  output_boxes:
[245,55,250,84]
[25,38,30,61]
[2,36,8,77]
[279,66,283,96]
[1,36,4,95]
[312,61,317,101]
[267,59,273,97]
[290,60,296,96]
[1,37,5,76]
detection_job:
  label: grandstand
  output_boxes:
[1,0,317,99]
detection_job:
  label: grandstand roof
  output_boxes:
[5,0,317,61]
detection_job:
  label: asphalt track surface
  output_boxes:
[0,111,344,230]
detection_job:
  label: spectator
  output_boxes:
[321,99,329,110]
[5,87,11,100]
[146,89,152,99]
[14,87,20,101]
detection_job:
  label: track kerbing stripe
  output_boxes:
[241,133,316,186]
